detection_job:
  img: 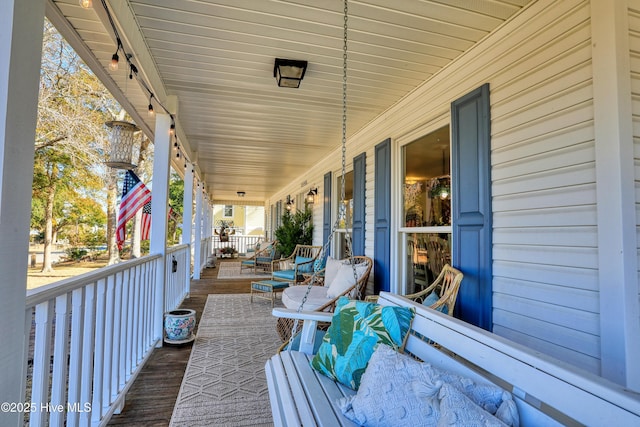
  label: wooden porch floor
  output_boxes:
[107,260,259,426]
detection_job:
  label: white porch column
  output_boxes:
[150,113,172,344]
[193,181,203,279]
[592,0,640,389]
[182,164,194,290]
[0,0,45,423]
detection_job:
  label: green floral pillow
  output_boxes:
[310,297,415,390]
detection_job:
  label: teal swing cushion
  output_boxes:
[310,297,415,390]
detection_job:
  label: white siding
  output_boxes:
[490,0,599,372]
[630,0,640,340]
[281,0,612,372]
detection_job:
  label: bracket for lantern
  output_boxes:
[105,120,140,169]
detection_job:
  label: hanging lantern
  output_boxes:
[105,120,139,169]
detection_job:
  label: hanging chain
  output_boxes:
[340,0,348,215]
[289,0,354,346]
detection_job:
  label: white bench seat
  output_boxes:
[265,292,640,427]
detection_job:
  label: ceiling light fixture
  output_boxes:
[237,191,246,197]
[274,58,308,88]
[79,0,92,8]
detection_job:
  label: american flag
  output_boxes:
[141,201,152,241]
[116,170,151,250]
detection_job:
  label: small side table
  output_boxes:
[250,280,290,307]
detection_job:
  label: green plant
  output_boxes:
[65,247,88,261]
[275,208,313,257]
[220,246,237,255]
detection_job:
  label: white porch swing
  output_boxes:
[273,0,372,347]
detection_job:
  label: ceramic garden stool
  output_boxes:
[250,280,290,307]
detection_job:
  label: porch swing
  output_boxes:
[273,0,373,347]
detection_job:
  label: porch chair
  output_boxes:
[271,244,322,284]
[276,255,373,342]
[240,240,277,273]
[404,263,463,316]
[365,264,463,316]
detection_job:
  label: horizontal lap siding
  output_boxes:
[630,2,640,336]
[280,0,603,370]
[490,0,601,372]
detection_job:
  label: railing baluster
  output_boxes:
[125,268,134,382]
[132,265,141,364]
[79,283,95,427]
[31,300,53,427]
[112,271,123,405]
[67,288,85,427]
[118,270,129,390]
[91,278,106,424]
[102,275,115,412]
[50,293,70,427]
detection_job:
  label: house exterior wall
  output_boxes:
[269,0,639,382]
[629,0,640,333]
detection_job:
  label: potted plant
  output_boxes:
[220,246,238,258]
[275,207,313,257]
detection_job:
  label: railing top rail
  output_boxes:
[26,253,162,309]
[166,243,189,255]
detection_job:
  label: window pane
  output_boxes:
[403,126,451,227]
[405,233,451,294]
[223,205,233,217]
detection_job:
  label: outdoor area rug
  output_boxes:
[170,294,282,426]
[216,261,272,280]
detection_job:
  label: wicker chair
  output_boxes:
[240,240,277,273]
[276,255,373,343]
[271,244,322,284]
[365,264,462,316]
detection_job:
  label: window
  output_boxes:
[400,125,452,294]
[223,205,233,218]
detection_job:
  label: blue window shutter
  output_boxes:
[451,83,492,331]
[323,171,332,246]
[374,139,391,293]
[352,152,366,256]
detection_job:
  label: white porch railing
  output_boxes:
[198,236,212,271]
[212,234,264,255]
[24,244,192,427]
[165,244,191,312]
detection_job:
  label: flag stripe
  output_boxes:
[141,202,152,241]
[116,171,151,249]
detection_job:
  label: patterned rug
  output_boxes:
[170,294,282,426]
[216,261,272,280]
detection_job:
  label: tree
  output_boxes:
[33,20,121,271]
[274,208,313,257]
[168,172,184,245]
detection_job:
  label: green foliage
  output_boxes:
[167,172,184,245]
[65,247,88,261]
[275,208,313,257]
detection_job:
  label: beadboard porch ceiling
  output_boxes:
[47,0,532,203]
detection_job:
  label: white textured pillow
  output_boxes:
[339,344,440,427]
[437,383,507,427]
[323,257,343,287]
[326,262,367,298]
